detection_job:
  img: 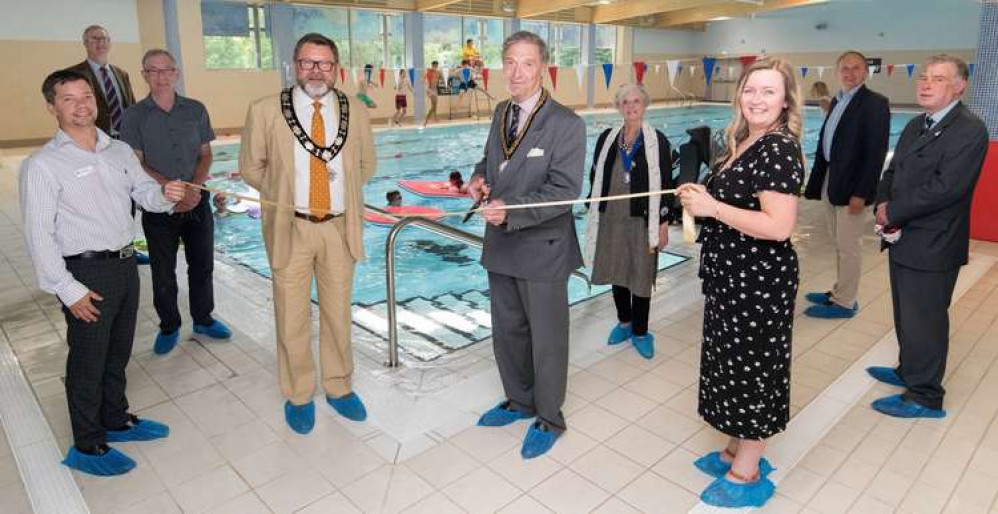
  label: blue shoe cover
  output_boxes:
[285,400,315,434]
[866,366,905,387]
[193,319,232,340]
[804,291,831,304]
[154,330,179,355]
[327,392,367,422]
[62,446,136,476]
[107,416,170,442]
[135,252,151,265]
[804,301,858,319]
[477,401,533,427]
[521,422,560,459]
[694,451,775,479]
[871,394,945,419]
[632,333,655,360]
[701,475,776,508]
[607,323,633,345]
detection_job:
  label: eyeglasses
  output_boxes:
[297,59,336,71]
[87,36,110,43]
[143,67,177,76]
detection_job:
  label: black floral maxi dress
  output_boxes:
[697,132,803,440]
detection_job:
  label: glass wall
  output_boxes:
[350,10,405,68]
[519,20,549,43]
[201,0,274,69]
[463,17,504,67]
[595,24,617,65]
[517,21,582,67]
[424,14,504,68]
[290,6,350,66]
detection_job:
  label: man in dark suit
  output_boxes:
[65,25,136,138]
[468,31,586,459]
[803,51,890,319]
[868,54,989,418]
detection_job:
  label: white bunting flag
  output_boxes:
[816,66,826,79]
[868,65,877,77]
[576,63,586,92]
[667,60,681,87]
[728,66,735,79]
[690,65,697,77]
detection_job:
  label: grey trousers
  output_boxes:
[890,261,960,410]
[487,272,570,431]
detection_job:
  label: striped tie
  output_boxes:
[309,101,331,217]
[100,66,123,134]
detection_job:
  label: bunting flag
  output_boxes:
[739,55,757,68]
[365,66,373,85]
[906,63,916,79]
[633,61,647,85]
[728,66,736,80]
[690,65,697,78]
[816,66,826,79]
[666,60,680,87]
[482,68,490,90]
[461,67,471,84]
[654,64,661,75]
[340,67,346,84]
[868,65,877,77]
[548,65,558,90]
[357,68,365,85]
[887,64,895,77]
[800,66,809,79]
[702,57,717,86]
[576,63,585,91]
[379,68,386,87]
[602,63,613,88]
[969,63,976,78]
[408,68,416,87]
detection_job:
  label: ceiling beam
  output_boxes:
[655,0,826,28]
[415,0,463,11]
[592,0,730,24]
[518,0,594,19]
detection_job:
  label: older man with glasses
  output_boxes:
[240,33,376,434]
[119,49,230,355]
[65,25,135,138]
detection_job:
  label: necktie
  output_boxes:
[924,115,935,133]
[309,100,331,217]
[507,103,521,145]
[100,66,123,134]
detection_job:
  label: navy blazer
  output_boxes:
[876,102,989,271]
[804,84,891,206]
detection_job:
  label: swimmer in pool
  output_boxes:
[386,190,403,207]
[447,171,468,194]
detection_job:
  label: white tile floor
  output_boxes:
[4,133,998,513]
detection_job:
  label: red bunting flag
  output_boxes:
[482,68,490,90]
[548,66,558,90]
[739,55,757,68]
[340,67,346,84]
[379,68,386,87]
[887,64,895,77]
[633,61,647,85]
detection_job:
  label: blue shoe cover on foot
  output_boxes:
[694,451,775,479]
[154,330,179,355]
[135,252,150,265]
[804,301,858,319]
[478,401,533,427]
[62,446,136,476]
[804,291,831,304]
[871,394,945,419]
[701,475,776,508]
[521,422,559,459]
[327,392,367,422]
[285,400,315,434]
[607,323,633,345]
[632,333,655,360]
[107,416,169,442]
[193,320,232,340]
[866,366,905,387]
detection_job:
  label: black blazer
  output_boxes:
[804,84,891,205]
[588,128,674,224]
[876,102,989,271]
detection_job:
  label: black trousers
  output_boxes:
[488,272,569,431]
[142,191,215,333]
[890,261,960,410]
[63,257,138,448]
[612,285,651,336]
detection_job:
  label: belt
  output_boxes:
[64,245,135,261]
[294,211,341,223]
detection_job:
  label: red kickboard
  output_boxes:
[398,180,467,198]
[364,205,445,225]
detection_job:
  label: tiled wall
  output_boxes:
[970,0,997,138]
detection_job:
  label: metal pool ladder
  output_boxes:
[368,204,591,368]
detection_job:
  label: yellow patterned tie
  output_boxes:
[309,100,330,217]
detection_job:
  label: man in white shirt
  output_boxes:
[19,70,185,476]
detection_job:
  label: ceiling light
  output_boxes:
[710,16,733,21]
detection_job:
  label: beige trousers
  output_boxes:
[272,216,355,405]
[823,185,867,308]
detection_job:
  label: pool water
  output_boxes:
[204,104,915,359]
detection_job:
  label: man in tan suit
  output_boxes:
[239,33,376,434]
[65,25,136,137]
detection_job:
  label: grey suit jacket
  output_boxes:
[471,93,586,281]
[876,102,989,271]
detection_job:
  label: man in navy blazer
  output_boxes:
[803,51,890,319]
[867,55,989,419]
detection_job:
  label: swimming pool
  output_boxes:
[204,104,916,360]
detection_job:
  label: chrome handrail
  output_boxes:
[368,204,591,367]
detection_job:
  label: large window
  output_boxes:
[519,20,549,43]
[595,25,617,65]
[291,7,350,67]
[463,17,504,68]
[201,0,274,69]
[517,21,581,67]
[425,15,504,68]
[351,10,405,69]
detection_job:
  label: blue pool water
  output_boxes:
[205,104,917,309]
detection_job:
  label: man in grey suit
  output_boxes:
[868,54,989,419]
[468,31,586,459]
